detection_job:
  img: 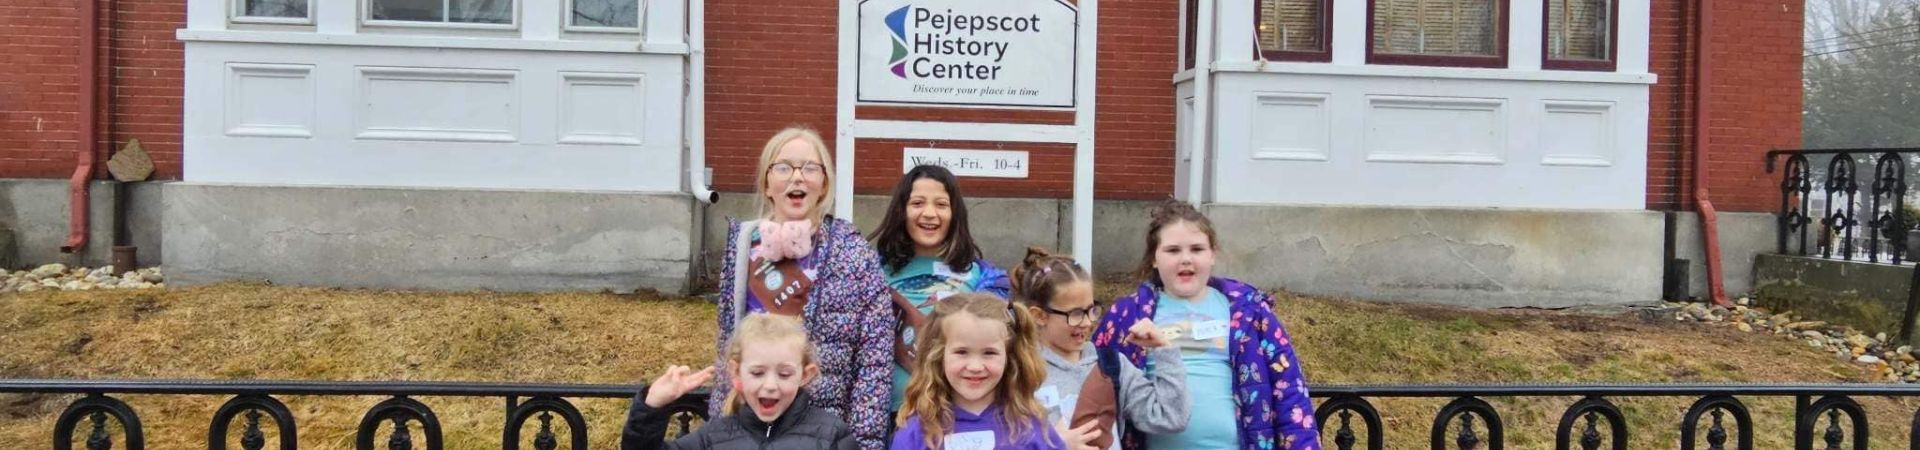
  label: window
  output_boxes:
[1368,0,1508,67]
[1256,0,1330,61]
[234,0,309,23]
[569,0,640,29]
[1543,0,1615,70]
[368,0,514,25]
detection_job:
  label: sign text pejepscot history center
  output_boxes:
[857,0,1078,108]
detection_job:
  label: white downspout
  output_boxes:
[1185,0,1215,203]
[685,0,716,204]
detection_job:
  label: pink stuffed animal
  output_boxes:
[754,220,816,262]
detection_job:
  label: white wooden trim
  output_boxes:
[562,0,644,33]
[850,121,1082,144]
[1213,61,1657,84]
[360,0,523,30]
[832,0,858,220]
[1183,0,1213,203]
[1070,0,1097,269]
[229,0,314,25]
[176,29,687,54]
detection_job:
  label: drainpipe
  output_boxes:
[62,0,102,255]
[1658,0,1694,301]
[1694,0,1730,307]
[683,0,714,293]
[684,0,714,205]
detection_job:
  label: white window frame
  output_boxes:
[563,0,645,34]
[230,0,314,25]
[361,0,522,30]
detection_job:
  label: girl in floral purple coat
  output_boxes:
[710,126,897,450]
[1092,200,1320,450]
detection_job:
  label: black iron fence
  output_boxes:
[1311,383,1920,450]
[0,379,707,450]
[1767,148,1920,264]
[10,379,1920,449]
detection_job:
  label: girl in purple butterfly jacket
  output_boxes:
[1092,200,1321,450]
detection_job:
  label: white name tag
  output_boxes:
[1035,385,1061,409]
[1191,320,1229,341]
[946,430,997,450]
[932,262,962,279]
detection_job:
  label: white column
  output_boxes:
[1511,0,1545,70]
[1618,0,1652,74]
[187,0,227,30]
[1072,0,1098,270]
[833,0,857,221]
[1183,0,1215,203]
[525,0,562,40]
[646,0,689,47]
[315,0,354,34]
[1331,0,1366,65]
[1215,0,1254,63]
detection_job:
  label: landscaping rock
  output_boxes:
[4,264,165,292]
[28,263,66,279]
[1785,321,1829,331]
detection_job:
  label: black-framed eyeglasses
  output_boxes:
[1037,304,1100,327]
[768,162,826,180]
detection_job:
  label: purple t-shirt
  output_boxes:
[890,404,1064,450]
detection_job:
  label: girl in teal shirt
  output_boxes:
[869,165,1012,408]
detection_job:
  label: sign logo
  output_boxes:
[887,6,911,78]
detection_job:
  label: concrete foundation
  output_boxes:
[1203,204,1667,308]
[0,177,1784,307]
[0,179,165,269]
[161,182,695,293]
[1670,211,1779,299]
[699,195,1705,307]
[1752,253,1916,341]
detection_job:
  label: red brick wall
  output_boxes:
[0,0,185,180]
[107,0,185,180]
[1646,0,1802,212]
[1645,0,1687,210]
[705,0,1177,200]
[0,0,1797,210]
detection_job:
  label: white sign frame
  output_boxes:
[853,0,1079,108]
[835,0,1098,269]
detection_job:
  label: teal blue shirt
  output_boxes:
[886,256,1012,408]
[1147,287,1239,450]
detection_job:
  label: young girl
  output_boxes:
[1014,247,1190,450]
[1092,201,1321,450]
[712,126,895,450]
[892,293,1099,450]
[870,164,1013,407]
[622,313,857,450]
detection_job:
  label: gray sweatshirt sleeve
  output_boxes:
[1116,346,1190,434]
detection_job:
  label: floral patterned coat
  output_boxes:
[709,216,897,450]
[1092,277,1321,450]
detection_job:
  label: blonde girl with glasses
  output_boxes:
[710,125,897,450]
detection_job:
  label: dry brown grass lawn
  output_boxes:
[0,282,1906,449]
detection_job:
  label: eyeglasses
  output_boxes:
[768,162,827,180]
[1037,304,1100,327]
